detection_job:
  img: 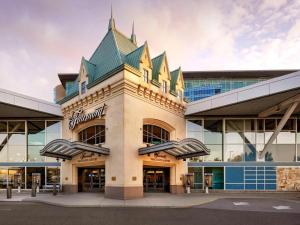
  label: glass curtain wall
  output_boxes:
[28,121,45,162]
[187,119,222,162]
[8,121,26,162]
[184,78,266,102]
[187,118,299,162]
[0,120,61,163]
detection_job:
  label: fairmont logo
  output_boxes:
[69,104,107,130]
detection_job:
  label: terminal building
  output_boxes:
[0,88,62,190]
[0,13,299,198]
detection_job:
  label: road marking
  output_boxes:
[273,206,291,210]
[233,202,249,206]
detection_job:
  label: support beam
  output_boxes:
[259,93,300,118]
[259,102,299,159]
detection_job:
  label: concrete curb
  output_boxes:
[19,196,220,208]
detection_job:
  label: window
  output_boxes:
[81,81,86,95]
[177,90,182,100]
[143,125,170,144]
[79,125,105,144]
[143,69,149,83]
[162,80,167,93]
[27,121,45,162]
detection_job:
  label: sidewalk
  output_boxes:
[0,192,299,208]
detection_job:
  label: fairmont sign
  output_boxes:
[69,104,107,130]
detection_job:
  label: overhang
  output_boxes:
[40,139,110,160]
[186,71,300,117]
[138,138,210,159]
[0,88,62,118]
[183,69,298,79]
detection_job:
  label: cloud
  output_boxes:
[0,0,300,101]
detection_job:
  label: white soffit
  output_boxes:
[186,71,300,116]
[0,87,62,117]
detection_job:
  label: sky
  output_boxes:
[0,0,300,102]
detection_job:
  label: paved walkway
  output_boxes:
[0,191,299,207]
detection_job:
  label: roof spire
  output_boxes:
[131,21,137,45]
[108,5,116,30]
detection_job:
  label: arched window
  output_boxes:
[79,125,105,145]
[143,125,170,144]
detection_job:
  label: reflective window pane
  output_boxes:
[46,121,61,143]
[0,134,8,162]
[8,145,26,162]
[0,121,7,133]
[8,121,25,133]
[265,144,295,162]
[225,145,244,162]
[277,132,296,144]
[0,168,8,188]
[28,121,45,145]
[46,167,60,185]
[28,146,44,162]
[204,120,222,145]
[225,120,244,144]
[187,120,203,142]
[142,125,169,144]
[204,145,222,161]
[265,119,276,130]
[26,167,45,189]
[7,133,26,162]
[79,125,106,144]
[8,133,26,145]
[245,144,256,161]
[8,167,25,189]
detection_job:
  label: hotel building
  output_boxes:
[0,13,299,198]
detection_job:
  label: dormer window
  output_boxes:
[162,80,167,93]
[81,81,86,95]
[143,69,149,83]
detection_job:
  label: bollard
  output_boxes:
[53,184,57,196]
[31,183,36,197]
[186,186,191,194]
[7,186,12,199]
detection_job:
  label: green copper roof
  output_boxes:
[125,44,145,69]
[151,52,165,82]
[87,28,137,83]
[82,57,96,78]
[170,67,181,92]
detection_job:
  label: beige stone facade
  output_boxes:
[60,60,187,199]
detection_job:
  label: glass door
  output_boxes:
[78,168,105,192]
[143,167,170,192]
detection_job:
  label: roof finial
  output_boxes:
[108,4,116,30]
[131,21,137,45]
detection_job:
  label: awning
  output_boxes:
[40,139,110,160]
[138,138,210,159]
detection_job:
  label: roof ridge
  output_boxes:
[126,43,145,56]
[89,30,112,61]
[110,29,123,64]
[114,28,137,47]
[82,57,96,66]
[151,51,165,61]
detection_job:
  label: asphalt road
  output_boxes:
[0,201,299,225]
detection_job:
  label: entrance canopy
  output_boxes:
[40,139,110,160]
[138,138,210,159]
